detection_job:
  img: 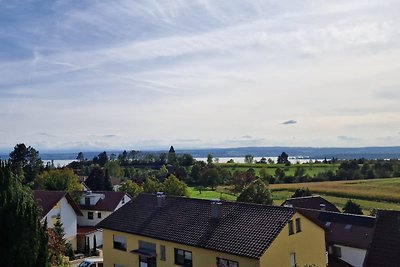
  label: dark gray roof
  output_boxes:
[282,195,340,212]
[79,191,127,212]
[299,208,375,249]
[98,194,295,259]
[364,210,400,267]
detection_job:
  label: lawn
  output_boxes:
[187,187,237,201]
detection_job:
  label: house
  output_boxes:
[98,193,327,267]
[33,191,83,250]
[77,191,131,252]
[282,195,341,212]
[363,210,400,267]
[299,208,375,267]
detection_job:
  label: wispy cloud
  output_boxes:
[282,120,297,125]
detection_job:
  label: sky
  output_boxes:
[1,0,400,152]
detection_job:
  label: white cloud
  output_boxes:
[0,0,400,151]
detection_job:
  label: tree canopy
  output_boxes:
[0,162,49,266]
[343,199,363,215]
[9,143,43,184]
[237,179,273,205]
[38,168,81,192]
[163,174,188,197]
[118,180,143,198]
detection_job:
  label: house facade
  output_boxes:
[98,194,326,267]
[77,191,131,252]
[33,191,83,250]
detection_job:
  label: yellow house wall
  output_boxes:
[259,212,326,267]
[102,229,258,267]
[103,211,326,267]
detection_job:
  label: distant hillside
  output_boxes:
[177,146,400,159]
[1,146,399,160]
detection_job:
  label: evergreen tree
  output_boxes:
[9,143,43,184]
[0,162,49,266]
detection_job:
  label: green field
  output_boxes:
[188,178,400,214]
[187,187,237,201]
[218,163,339,177]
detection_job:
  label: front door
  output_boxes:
[139,256,156,267]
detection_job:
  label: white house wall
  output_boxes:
[78,210,112,226]
[115,194,131,210]
[43,196,78,250]
[85,230,104,249]
[337,245,367,267]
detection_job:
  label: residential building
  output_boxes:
[98,193,327,267]
[33,191,83,250]
[300,208,375,267]
[282,195,341,212]
[363,210,400,267]
[77,191,131,252]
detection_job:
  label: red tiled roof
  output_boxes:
[79,191,128,212]
[282,195,340,212]
[77,226,102,235]
[33,190,83,217]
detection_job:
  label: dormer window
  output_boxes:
[85,197,90,205]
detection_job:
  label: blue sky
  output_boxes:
[1,0,400,151]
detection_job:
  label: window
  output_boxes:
[216,257,239,267]
[295,218,301,233]
[174,248,192,267]
[88,212,94,220]
[114,264,123,267]
[288,220,294,235]
[85,197,90,205]
[97,212,102,219]
[160,245,166,261]
[113,235,127,251]
[121,197,125,204]
[290,253,296,267]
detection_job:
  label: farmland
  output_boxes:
[270,178,400,213]
[189,177,400,214]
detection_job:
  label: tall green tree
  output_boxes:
[86,166,113,191]
[9,143,43,183]
[163,174,188,197]
[104,161,123,177]
[277,152,290,165]
[118,180,143,198]
[0,162,49,266]
[143,177,163,194]
[244,154,254,164]
[237,179,273,205]
[37,168,81,192]
[167,146,177,165]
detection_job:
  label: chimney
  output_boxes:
[320,204,326,211]
[211,199,222,219]
[157,192,166,207]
